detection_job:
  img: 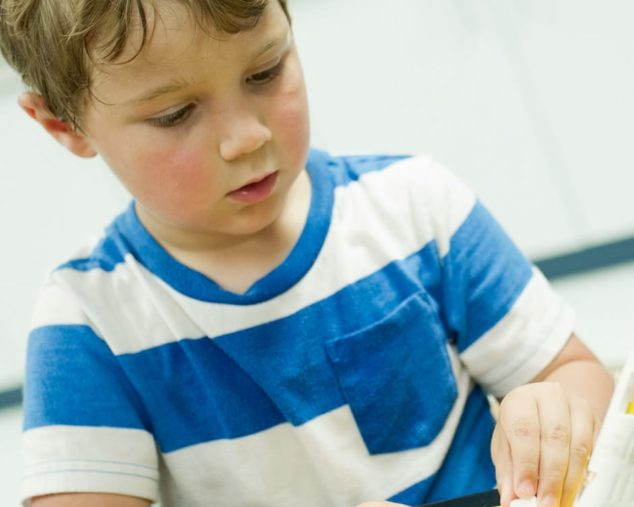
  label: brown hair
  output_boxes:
[0,0,290,128]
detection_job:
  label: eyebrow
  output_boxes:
[252,31,290,59]
[127,31,291,105]
[128,82,190,105]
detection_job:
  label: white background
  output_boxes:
[1,1,633,503]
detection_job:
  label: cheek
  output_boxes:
[271,84,311,160]
[112,136,213,207]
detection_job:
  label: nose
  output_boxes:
[218,106,272,161]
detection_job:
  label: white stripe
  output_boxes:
[46,260,203,354]
[400,157,476,258]
[37,157,477,355]
[30,279,91,329]
[160,359,473,507]
[29,233,115,331]
[21,426,159,504]
[459,268,576,397]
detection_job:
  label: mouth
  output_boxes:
[227,171,279,204]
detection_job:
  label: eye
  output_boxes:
[149,103,196,128]
[247,59,286,85]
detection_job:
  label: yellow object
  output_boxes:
[627,400,634,414]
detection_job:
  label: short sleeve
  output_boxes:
[21,280,160,505]
[420,160,575,398]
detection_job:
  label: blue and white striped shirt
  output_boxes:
[22,149,574,506]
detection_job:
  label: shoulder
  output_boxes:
[310,148,472,200]
[30,204,167,354]
[54,208,132,275]
[47,203,148,303]
[317,150,477,247]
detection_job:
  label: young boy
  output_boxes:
[0,1,615,506]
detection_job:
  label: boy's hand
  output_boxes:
[491,382,598,507]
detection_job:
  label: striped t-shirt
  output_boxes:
[22,149,574,506]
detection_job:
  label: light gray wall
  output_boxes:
[292,0,634,254]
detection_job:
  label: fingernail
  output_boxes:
[518,480,535,497]
[540,494,557,507]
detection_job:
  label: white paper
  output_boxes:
[510,497,538,507]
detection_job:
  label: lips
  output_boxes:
[227,172,278,204]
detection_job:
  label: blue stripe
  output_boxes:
[118,337,287,450]
[330,153,412,186]
[24,325,151,431]
[388,387,495,505]
[57,225,127,272]
[442,202,533,351]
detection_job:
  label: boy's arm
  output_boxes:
[529,333,614,419]
[492,333,614,507]
[32,493,151,506]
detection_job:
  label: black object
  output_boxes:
[534,235,634,280]
[419,489,500,507]
[0,386,22,410]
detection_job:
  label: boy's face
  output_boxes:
[79,0,309,246]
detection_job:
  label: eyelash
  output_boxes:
[150,103,196,129]
[149,59,286,129]
[247,59,286,85]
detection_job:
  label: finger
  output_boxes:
[560,398,594,507]
[536,383,571,507]
[491,425,515,507]
[499,391,540,499]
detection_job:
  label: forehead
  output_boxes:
[89,1,287,104]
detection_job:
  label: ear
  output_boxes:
[18,92,97,158]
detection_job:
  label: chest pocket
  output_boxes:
[324,291,458,455]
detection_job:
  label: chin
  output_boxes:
[231,200,284,235]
